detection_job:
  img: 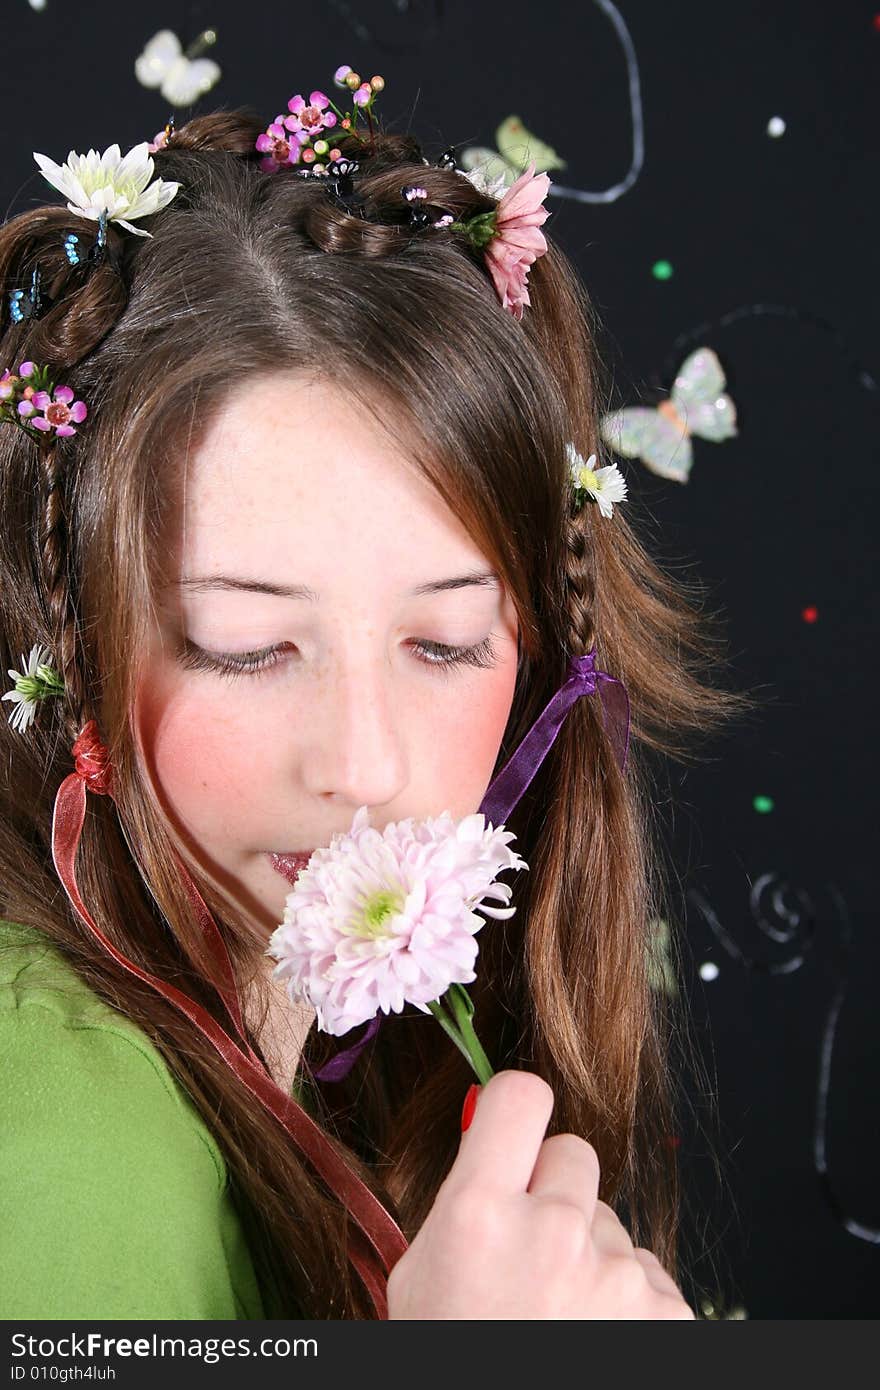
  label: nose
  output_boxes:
[301,640,409,811]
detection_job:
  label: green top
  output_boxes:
[0,917,268,1320]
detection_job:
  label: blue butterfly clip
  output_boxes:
[63,209,108,269]
[8,267,47,324]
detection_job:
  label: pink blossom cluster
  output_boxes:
[0,361,88,438]
[255,65,384,174]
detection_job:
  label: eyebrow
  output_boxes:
[174,570,501,600]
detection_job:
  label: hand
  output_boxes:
[386,1069,696,1319]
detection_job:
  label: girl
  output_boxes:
[0,95,752,1320]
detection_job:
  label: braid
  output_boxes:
[36,436,86,737]
[1,211,133,741]
[562,504,598,655]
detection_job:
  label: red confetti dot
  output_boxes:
[874,14,880,31]
[665,1135,681,1149]
[802,606,819,623]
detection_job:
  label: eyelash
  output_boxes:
[178,635,500,681]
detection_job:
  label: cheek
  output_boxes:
[431,664,518,815]
[134,678,264,847]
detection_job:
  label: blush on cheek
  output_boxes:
[134,681,261,850]
[435,666,518,817]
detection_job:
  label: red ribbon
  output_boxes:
[51,721,407,1317]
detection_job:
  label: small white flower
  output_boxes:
[566,442,628,518]
[2,643,63,734]
[266,804,528,1037]
[32,143,181,238]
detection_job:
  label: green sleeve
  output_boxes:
[0,999,265,1320]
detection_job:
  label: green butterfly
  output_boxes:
[646,917,678,999]
[600,347,738,485]
[460,115,567,192]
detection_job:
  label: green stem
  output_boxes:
[425,999,474,1069]
[326,96,350,124]
[426,987,494,1085]
[447,985,495,1083]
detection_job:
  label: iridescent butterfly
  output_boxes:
[460,115,566,193]
[599,347,738,485]
[135,28,221,107]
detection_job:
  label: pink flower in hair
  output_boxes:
[285,90,338,139]
[17,383,87,437]
[255,117,304,173]
[147,125,175,154]
[484,161,552,321]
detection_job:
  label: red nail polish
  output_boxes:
[461,1082,479,1132]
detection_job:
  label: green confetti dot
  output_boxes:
[652,259,674,280]
[753,795,775,814]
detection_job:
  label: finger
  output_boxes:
[450,1070,555,1196]
[589,1198,638,1258]
[526,1132,601,1219]
[632,1247,688,1300]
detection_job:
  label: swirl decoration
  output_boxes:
[687,876,879,1244]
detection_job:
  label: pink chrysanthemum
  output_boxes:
[485,161,552,321]
[266,804,528,1037]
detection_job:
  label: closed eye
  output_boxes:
[177,635,500,680]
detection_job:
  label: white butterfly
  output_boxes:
[599,347,738,485]
[135,30,222,108]
[460,115,567,193]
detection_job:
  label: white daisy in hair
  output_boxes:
[566,442,628,518]
[32,143,181,238]
[2,643,65,733]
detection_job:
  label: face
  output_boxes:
[133,373,521,942]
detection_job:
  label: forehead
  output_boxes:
[174,373,489,589]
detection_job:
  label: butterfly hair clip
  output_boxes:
[63,209,109,269]
[401,185,455,230]
[326,156,364,213]
[8,267,52,325]
[599,347,738,485]
[436,146,460,172]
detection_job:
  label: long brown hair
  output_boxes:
[0,108,758,1317]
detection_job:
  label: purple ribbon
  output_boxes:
[311,648,630,1082]
[478,649,630,828]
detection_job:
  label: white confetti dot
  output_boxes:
[767,116,786,138]
[28,0,48,9]
[699,961,720,981]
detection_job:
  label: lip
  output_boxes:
[268,850,316,886]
